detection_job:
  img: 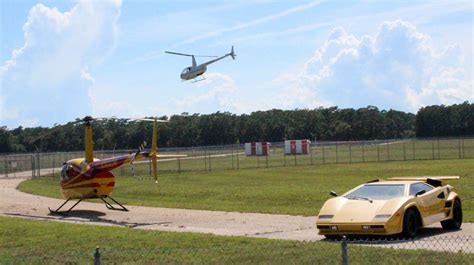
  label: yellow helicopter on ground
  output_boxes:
[40,116,180,215]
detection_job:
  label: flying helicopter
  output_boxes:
[165,46,236,82]
[32,116,181,215]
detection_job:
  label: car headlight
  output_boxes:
[318,215,334,219]
[374,214,392,219]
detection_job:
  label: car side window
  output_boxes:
[409,182,433,196]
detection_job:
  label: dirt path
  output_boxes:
[0,176,472,253]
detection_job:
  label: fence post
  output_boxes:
[431,140,435,160]
[236,149,240,170]
[349,143,352,164]
[462,138,465,159]
[413,139,416,160]
[377,143,380,162]
[177,151,181,174]
[36,152,41,177]
[341,235,348,265]
[208,152,211,172]
[94,246,101,265]
[4,156,8,178]
[387,140,390,161]
[458,139,462,159]
[336,143,338,163]
[403,142,406,161]
[437,138,440,159]
[231,146,234,170]
[310,144,314,165]
[362,142,365,162]
[31,155,35,179]
[266,153,269,168]
[322,145,326,164]
[294,153,297,166]
[178,157,181,174]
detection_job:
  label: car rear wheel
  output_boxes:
[441,199,462,230]
[402,209,418,239]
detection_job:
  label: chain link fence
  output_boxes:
[15,235,473,264]
[1,137,473,178]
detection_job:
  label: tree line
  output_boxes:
[0,102,472,153]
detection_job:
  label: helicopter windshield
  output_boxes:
[61,164,72,181]
[182,67,191,74]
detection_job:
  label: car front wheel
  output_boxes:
[402,209,418,239]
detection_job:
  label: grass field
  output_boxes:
[0,217,472,264]
[19,159,474,221]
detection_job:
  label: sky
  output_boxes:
[0,0,473,128]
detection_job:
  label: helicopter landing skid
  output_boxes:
[100,196,129,212]
[48,199,82,216]
[191,76,206,83]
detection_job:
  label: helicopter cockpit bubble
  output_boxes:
[182,67,191,74]
[61,163,73,181]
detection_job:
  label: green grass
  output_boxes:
[19,159,474,221]
[0,216,472,264]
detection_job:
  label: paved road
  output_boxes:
[0,176,472,253]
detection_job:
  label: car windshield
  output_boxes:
[345,184,405,200]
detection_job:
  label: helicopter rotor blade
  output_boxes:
[194,55,218,58]
[165,51,218,58]
[165,51,193,57]
[27,116,120,145]
[128,118,169,123]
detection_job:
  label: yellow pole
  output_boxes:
[85,123,94,163]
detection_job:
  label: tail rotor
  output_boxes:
[230,46,236,60]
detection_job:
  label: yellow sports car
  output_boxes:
[316,176,462,238]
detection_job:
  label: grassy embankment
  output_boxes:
[0,217,472,264]
[19,159,474,221]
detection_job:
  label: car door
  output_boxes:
[411,183,446,225]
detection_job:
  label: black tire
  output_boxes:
[402,208,418,239]
[441,199,462,230]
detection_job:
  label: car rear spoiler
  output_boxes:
[388,176,460,187]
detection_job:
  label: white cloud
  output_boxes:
[276,20,473,112]
[80,66,95,83]
[169,72,331,115]
[171,72,244,113]
[0,0,121,128]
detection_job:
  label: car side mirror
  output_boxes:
[330,191,338,197]
[415,190,426,197]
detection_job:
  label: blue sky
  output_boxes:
[1,0,473,128]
